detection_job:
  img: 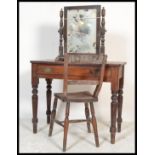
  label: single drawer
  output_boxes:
[37,64,100,80]
[37,65,63,75]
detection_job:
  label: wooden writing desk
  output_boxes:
[31,60,126,144]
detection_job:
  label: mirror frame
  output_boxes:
[64,5,101,54]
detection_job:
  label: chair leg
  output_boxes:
[84,102,91,133]
[49,97,58,136]
[89,102,99,147]
[63,102,70,152]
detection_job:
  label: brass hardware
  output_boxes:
[44,68,53,74]
[89,68,100,75]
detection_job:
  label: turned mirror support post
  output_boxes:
[100,7,106,54]
[56,8,64,60]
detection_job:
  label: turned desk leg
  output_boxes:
[32,83,38,133]
[46,79,52,124]
[110,91,118,144]
[117,67,124,132]
[117,78,123,132]
[32,64,39,133]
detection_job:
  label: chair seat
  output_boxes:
[54,91,98,102]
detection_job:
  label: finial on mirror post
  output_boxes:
[56,8,64,60]
[100,7,106,54]
[102,7,105,17]
[60,8,63,18]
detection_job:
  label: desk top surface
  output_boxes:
[31,59,126,66]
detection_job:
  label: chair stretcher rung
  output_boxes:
[69,119,91,123]
[55,120,64,127]
[56,119,91,124]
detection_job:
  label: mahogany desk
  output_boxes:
[31,60,126,144]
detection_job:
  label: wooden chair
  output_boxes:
[49,53,107,152]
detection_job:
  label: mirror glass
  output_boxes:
[66,8,97,53]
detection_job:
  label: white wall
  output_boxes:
[19,2,135,123]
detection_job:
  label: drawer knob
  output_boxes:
[44,68,53,73]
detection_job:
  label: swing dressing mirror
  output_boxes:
[64,5,101,54]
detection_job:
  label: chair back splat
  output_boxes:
[63,53,107,98]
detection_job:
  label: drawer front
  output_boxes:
[37,65,101,80]
[37,65,63,75]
